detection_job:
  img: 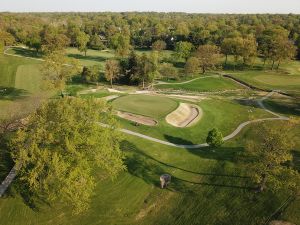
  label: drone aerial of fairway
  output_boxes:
[1,44,300,225]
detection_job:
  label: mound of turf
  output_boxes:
[112,95,178,119]
[156,76,244,92]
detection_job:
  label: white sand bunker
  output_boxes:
[166,103,202,127]
[117,111,157,126]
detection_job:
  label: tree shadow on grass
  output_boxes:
[67,54,107,63]
[121,140,252,193]
[164,134,194,145]
[0,86,28,101]
[10,47,41,58]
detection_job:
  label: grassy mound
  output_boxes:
[156,76,244,92]
[112,95,178,119]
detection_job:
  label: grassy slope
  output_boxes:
[0,121,299,225]
[112,95,179,120]
[156,76,244,92]
[112,96,272,144]
[223,56,300,96]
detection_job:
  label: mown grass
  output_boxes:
[0,120,299,225]
[112,95,272,144]
[112,94,179,120]
[156,75,244,92]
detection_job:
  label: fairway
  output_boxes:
[156,76,244,92]
[112,95,178,119]
[1,10,300,225]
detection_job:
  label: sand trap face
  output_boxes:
[117,111,157,126]
[166,103,202,128]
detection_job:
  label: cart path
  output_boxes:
[101,91,288,149]
[0,48,289,197]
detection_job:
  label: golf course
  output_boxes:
[0,11,300,225]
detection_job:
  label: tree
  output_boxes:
[184,57,199,77]
[136,52,160,89]
[105,59,120,88]
[175,22,190,38]
[229,37,244,69]
[221,38,235,65]
[89,34,106,50]
[110,33,131,57]
[26,32,42,53]
[76,31,90,56]
[81,66,101,83]
[174,41,194,61]
[244,123,299,193]
[40,26,70,54]
[206,128,224,147]
[194,44,221,74]
[10,98,126,213]
[41,51,81,97]
[240,35,257,66]
[270,36,296,69]
[0,30,15,53]
[159,63,178,81]
[152,40,167,52]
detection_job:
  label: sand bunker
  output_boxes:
[166,103,202,127]
[117,111,157,126]
[103,95,119,101]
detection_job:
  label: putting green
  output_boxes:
[112,95,178,119]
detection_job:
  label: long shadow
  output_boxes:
[10,47,41,58]
[175,177,253,190]
[0,86,28,100]
[264,99,300,117]
[126,140,248,179]
[164,134,194,145]
[67,54,107,63]
[121,141,252,193]
[234,98,261,109]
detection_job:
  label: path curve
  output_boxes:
[101,91,288,149]
[0,48,290,197]
[154,75,219,86]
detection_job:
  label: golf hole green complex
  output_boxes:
[112,94,179,125]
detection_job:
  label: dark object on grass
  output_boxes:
[160,174,171,189]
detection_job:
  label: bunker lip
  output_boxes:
[116,111,158,126]
[166,103,202,128]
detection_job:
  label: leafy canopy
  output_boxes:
[10,98,126,213]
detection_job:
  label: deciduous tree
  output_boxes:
[10,98,126,213]
[194,44,221,74]
[244,123,299,193]
[174,41,194,61]
[105,59,120,88]
[41,51,81,96]
[184,57,199,77]
[76,31,90,56]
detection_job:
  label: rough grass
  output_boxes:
[0,121,299,225]
[222,56,300,96]
[112,95,178,120]
[156,76,244,92]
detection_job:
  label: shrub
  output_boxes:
[206,128,224,147]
